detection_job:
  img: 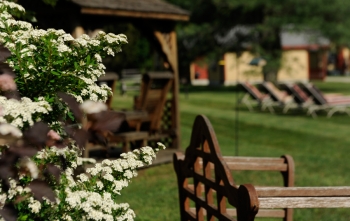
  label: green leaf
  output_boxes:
[51,70,60,76]
[67,111,75,121]
[74,62,79,69]
[54,60,64,65]
[18,215,28,221]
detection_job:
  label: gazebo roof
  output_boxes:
[71,0,190,21]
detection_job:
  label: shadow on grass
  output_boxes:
[179,84,238,93]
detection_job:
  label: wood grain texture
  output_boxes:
[256,186,350,197]
[259,197,350,208]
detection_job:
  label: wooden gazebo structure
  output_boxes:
[19,0,189,152]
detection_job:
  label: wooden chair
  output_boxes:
[173,115,294,221]
[107,71,174,153]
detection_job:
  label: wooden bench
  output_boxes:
[119,69,142,95]
[173,115,294,221]
[84,71,174,157]
[173,115,350,221]
[108,71,174,152]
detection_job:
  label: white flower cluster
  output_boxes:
[0,0,25,13]
[0,123,22,137]
[0,96,51,129]
[60,143,166,220]
[0,184,6,210]
[0,0,127,121]
[6,179,31,200]
[28,196,41,214]
[64,190,135,221]
[80,100,108,114]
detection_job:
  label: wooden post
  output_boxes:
[72,26,85,38]
[154,30,180,149]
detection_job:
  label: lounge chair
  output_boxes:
[298,83,350,117]
[238,82,277,113]
[279,83,316,115]
[260,82,297,113]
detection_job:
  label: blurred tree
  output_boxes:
[103,23,154,74]
[168,0,350,81]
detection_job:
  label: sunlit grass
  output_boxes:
[112,81,350,221]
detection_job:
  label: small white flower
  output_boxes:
[79,100,107,114]
[0,123,22,137]
[28,197,41,213]
[20,157,39,179]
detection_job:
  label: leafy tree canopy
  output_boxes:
[168,0,350,80]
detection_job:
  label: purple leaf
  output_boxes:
[23,122,50,147]
[0,205,17,221]
[89,110,126,133]
[46,164,61,182]
[58,92,83,122]
[64,126,89,149]
[28,180,56,202]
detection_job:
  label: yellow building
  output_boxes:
[222,50,310,85]
[190,30,332,85]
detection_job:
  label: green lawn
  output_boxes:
[112,81,350,221]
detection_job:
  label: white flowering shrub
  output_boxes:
[0,1,166,220]
[0,0,128,126]
[0,142,165,221]
[0,97,167,221]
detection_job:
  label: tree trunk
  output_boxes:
[263,70,278,82]
[260,26,282,83]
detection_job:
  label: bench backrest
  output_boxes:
[134,72,173,132]
[174,115,294,221]
[119,69,142,95]
[120,69,142,81]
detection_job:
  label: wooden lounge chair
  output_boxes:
[238,82,277,113]
[174,115,294,221]
[298,83,350,117]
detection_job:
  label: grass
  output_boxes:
[111,81,350,221]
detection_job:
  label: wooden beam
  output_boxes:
[81,8,189,21]
[154,30,180,150]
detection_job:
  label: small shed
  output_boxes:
[19,0,190,152]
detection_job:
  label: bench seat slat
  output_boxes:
[223,156,285,163]
[226,208,286,218]
[256,186,350,197]
[226,162,288,171]
[198,162,288,171]
[259,197,350,208]
[190,208,286,218]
